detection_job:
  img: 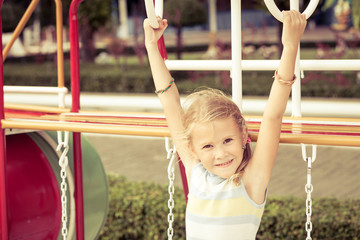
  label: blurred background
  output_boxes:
[2,0,359,198]
[2,0,360,238]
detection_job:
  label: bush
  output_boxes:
[99,175,186,240]
[3,60,360,98]
[99,174,360,240]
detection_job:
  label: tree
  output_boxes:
[1,1,28,33]
[164,0,207,59]
[63,0,113,62]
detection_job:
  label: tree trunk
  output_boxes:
[176,25,182,60]
[80,18,96,62]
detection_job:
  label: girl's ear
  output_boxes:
[242,126,249,146]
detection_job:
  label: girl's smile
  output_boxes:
[215,159,234,167]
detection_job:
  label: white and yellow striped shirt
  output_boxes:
[186,163,266,240]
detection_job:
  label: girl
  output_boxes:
[144,10,307,240]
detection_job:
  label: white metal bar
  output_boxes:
[144,0,159,28]
[264,0,319,22]
[303,0,320,20]
[165,60,231,70]
[299,60,360,71]
[291,0,302,117]
[154,0,163,18]
[263,0,283,22]
[165,59,360,71]
[231,0,243,109]
[4,86,68,94]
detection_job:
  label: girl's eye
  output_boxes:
[202,144,212,149]
[224,138,233,144]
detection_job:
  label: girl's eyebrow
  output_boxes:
[223,134,236,139]
[198,141,211,147]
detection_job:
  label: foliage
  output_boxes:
[99,174,186,239]
[77,0,113,32]
[99,174,360,239]
[164,0,207,27]
[3,59,360,98]
[163,0,207,59]
[62,0,113,62]
[1,1,27,33]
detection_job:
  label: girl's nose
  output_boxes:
[214,146,226,159]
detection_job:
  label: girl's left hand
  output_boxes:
[143,16,168,48]
[281,10,307,49]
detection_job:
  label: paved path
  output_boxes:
[85,133,360,200]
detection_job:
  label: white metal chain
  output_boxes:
[305,157,313,240]
[301,144,317,240]
[165,137,177,240]
[57,131,70,240]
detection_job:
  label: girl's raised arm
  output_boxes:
[244,10,307,203]
[144,18,197,172]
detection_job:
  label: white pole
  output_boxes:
[118,0,129,39]
[290,0,302,117]
[206,0,218,58]
[231,0,242,110]
[154,0,163,18]
[209,0,217,33]
[4,86,68,94]
[165,59,360,71]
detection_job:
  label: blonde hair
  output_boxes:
[182,88,251,181]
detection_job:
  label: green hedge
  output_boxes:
[99,175,360,240]
[3,61,360,98]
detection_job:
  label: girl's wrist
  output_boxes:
[145,42,158,50]
[282,43,299,51]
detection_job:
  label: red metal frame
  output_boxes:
[7,134,61,239]
[158,36,168,60]
[70,0,85,239]
[0,1,9,239]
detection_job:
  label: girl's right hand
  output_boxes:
[143,17,168,48]
[281,10,307,49]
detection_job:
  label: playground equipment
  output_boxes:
[145,0,360,239]
[1,0,108,239]
[0,0,359,239]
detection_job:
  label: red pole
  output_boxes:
[178,160,189,203]
[72,132,83,239]
[158,36,168,60]
[0,1,9,239]
[69,1,84,239]
[69,0,82,113]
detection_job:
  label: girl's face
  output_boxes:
[190,117,245,178]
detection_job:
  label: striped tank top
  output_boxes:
[186,163,266,240]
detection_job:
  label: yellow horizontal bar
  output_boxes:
[249,132,360,147]
[2,119,359,147]
[5,103,70,114]
[2,120,170,137]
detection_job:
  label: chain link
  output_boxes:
[165,138,177,240]
[301,144,317,240]
[57,131,70,240]
[305,161,313,240]
[302,144,316,240]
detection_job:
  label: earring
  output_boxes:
[242,144,246,150]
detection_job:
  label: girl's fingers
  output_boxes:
[283,10,306,28]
